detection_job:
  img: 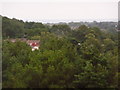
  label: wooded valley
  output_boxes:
[2,16,119,88]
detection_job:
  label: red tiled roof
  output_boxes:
[30,42,39,47]
[9,38,40,47]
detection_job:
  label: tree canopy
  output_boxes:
[2,16,118,88]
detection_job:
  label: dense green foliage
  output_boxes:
[2,16,118,88]
[2,17,49,39]
[2,17,24,38]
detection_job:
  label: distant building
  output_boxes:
[27,40,40,51]
[9,38,40,51]
[32,46,39,51]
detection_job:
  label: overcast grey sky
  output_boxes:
[0,0,119,23]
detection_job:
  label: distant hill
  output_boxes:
[68,21,117,31]
[118,21,120,30]
[46,21,118,32]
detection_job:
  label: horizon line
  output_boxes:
[2,15,118,23]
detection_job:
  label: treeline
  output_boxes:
[68,21,117,32]
[2,16,119,88]
[2,16,71,39]
[2,16,118,39]
[2,16,48,38]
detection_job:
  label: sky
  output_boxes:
[0,0,119,23]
